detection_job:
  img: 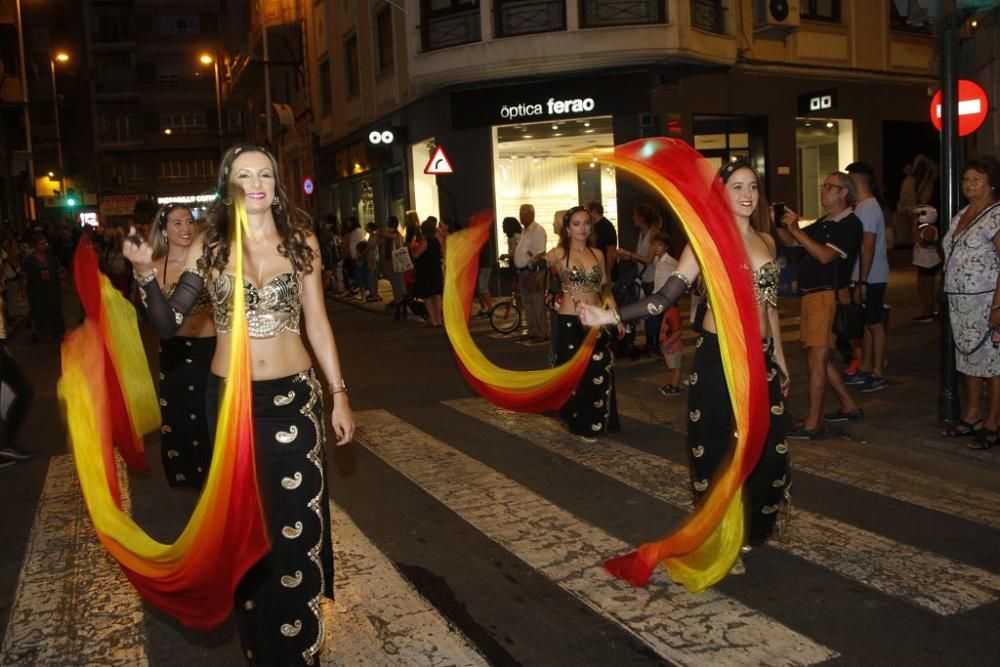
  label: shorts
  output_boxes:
[863,283,887,325]
[799,289,837,349]
[916,264,941,277]
[477,267,492,294]
[660,348,683,369]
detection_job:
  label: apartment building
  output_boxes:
[304,0,955,253]
[84,0,224,224]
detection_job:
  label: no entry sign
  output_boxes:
[930,79,989,137]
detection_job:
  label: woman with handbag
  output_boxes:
[380,216,409,319]
[579,163,791,564]
[941,158,1000,448]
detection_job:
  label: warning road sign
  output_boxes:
[424,146,454,175]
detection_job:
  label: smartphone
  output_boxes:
[773,202,786,228]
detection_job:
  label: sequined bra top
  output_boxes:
[210,272,302,338]
[753,261,779,308]
[561,264,603,294]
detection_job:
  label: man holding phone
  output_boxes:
[776,172,864,439]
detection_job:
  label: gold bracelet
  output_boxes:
[329,379,348,395]
[612,309,622,327]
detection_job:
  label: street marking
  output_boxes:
[623,389,1000,532]
[448,398,1000,616]
[322,500,487,666]
[0,455,148,666]
[357,409,837,666]
[1,456,482,667]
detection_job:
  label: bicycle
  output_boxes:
[489,255,522,334]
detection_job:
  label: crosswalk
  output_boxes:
[3,386,999,665]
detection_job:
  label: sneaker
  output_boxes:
[0,446,34,461]
[823,408,865,422]
[912,314,935,323]
[844,372,869,387]
[786,424,826,440]
[729,557,746,575]
[859,375,889,393]
[843,359,861,376]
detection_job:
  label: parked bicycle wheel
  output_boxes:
[489,300,521,334]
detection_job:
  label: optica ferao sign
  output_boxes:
[501,97,596,120]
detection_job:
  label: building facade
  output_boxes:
[305,0,954,256]
[84,0,224,224]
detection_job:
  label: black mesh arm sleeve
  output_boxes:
[137,269,206,338]
[618,273,689,322]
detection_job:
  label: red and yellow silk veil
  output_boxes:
[59,195,269,628]
[444,139,770,591]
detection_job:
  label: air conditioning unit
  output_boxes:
[754,0,800,37]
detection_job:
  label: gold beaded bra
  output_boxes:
[211,272,302,338]
[561,264,603,294]
[753,261,779,308]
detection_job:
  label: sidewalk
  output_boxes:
[330,269,1000,468]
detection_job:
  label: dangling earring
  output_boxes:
[272,195,281,207]
[223,196,233,205]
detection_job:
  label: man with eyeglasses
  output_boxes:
[777,172,864,440]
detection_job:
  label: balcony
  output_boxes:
[421,4,481,52]
[495,0,565,38]
[580,0,667,28]
[690,0,726,34]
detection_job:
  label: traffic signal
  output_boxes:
[66,189,78,207]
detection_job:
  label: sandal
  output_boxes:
[942,419,982,437]
[968,429,998,450]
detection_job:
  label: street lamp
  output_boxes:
[50,51,70,201]
[198,52,224,157]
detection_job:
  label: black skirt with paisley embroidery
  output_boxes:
[206,369,335,666]
[687,332,791,546]
[158,336,216,488]
[554,314,620,436]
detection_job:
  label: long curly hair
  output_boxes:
[197,144,314,275]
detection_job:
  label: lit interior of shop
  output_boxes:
[492,116,617,252]
[796,117,855,221]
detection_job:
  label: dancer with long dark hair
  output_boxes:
[124,144,354,665]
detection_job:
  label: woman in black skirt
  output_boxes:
[124,144,355,665]
[580,162,791,562]
[146,203,216,488]
[524,206,620,438]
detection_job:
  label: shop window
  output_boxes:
[795,117,854,219]
[344,35,359,97]
[495,0,566,38]
[693,115,765,173]
[690,0,727,34]
[421,0,481,51]
[580,0,667,28]
[376,7,395,71]
[320,59,332,113]
[491,115,617,250]
[800,0,840,23]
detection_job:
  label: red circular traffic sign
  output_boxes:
[930,79,988,137]
[302,177,315,196]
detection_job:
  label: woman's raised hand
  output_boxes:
[578,303,616,327]
[122,226,154,274]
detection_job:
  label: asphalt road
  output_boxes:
[1,270,999,666]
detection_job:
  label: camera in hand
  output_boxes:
[773,202,786,228]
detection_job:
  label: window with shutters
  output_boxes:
[376,7,395,71]
[421,0,481,51]
[154,14,201,35]
[580,0,667,28]
[156,62,202,85]
[344,34,359,96]
[103,162,142,187]
[160,112,207,134]
[159,159,216,182]
[690,0,726,34]
[99,113,143,144]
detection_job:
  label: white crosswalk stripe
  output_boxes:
[446,398,1000,616]
[1,455,482,667]
[625,386,1000,531]
[357,408,838,666]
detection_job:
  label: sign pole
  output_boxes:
[938,10,966,426]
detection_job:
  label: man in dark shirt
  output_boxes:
[777,172,864,439]
[587,200,617,275]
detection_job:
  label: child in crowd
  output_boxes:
[649,231,684,396]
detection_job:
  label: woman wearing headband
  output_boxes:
[123,144,354,665]
[579,162,791,567]
[146,203,216,488]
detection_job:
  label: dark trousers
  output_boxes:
[642,282,663,351]
[0,345,33,447]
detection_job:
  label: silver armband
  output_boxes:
[669,271,691,291]
[133,268,157,286]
